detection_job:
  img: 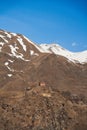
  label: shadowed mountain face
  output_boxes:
[0,29,87,130]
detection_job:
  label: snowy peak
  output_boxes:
[39,44,87,63]
[39,43,72,56]
[39,44,66,53]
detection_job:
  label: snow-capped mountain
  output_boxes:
[39,44,87,63]
[0,29,87,89]
[0,29,87,64]
[0,29,41,61]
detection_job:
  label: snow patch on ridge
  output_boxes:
[0,34,8,43]
[10,33,17,36]
[8,59,14,63]
[17,36,26,51]
[4,31,11,38]
[0,42,5,46]
[0,42,5,51]
[30,50,39,56]
[7,74,12,77]
[4,61,14,72]
[5,62,9,66]
[9,44,30,61]
[9,44,21,58]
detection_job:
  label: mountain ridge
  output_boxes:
[0,29,87,95]
[0,29,87,64]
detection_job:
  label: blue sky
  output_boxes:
[0,0,87,52]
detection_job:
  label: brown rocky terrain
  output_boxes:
[0,29,87,130]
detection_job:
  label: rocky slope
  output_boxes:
[0,29,87,130]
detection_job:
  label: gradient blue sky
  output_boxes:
[0,0,87,52]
